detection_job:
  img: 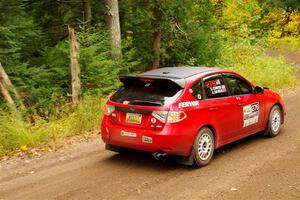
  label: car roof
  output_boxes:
[139,66,220,79]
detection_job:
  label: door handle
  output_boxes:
[209,107,219,111]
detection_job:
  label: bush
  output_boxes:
[0,95,106,156]
[0,112,46,155]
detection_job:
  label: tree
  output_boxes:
[151,31,161,68]
[104,0,122,60]
[0,63,24,111]
[82,0,92,29]
[119,0,221,68]
[150,4,163,69]
[68,27,81,104]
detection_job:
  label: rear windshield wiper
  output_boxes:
[130,100,163,106]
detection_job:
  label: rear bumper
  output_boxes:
[101,119,192,156]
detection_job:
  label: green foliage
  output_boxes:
[213,0,298,90]
[0,112,44,155]
[5,41,70,118]
[120,0,222,68]
[268,36,300,51]
[78,25,122,94]
[0,95,105,156]
[0,0,43,67]
[218,36,297,90]
[226,55,296,90]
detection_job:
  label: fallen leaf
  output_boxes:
[20,145,28,152]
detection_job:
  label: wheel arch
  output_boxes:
[272,102,284,124]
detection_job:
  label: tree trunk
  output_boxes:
[82,0,92,29]
[68,26,81,104]
[0,63,24,109]
[151,31,161,69]
[104,0,122,61]
[0,81,16,111]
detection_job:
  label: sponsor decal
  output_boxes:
[205,79,218,88]
[210,85,227,94]
[243,102,259,127]
[144,82,151,87]
[120,130,137,137]
[197,93,202,100]
[123,100,130,105]
[178,101,199,108]
[205,79,227,94]
[151,118,157,123]
[142,136,153,143]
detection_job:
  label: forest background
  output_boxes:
[0,0,299,155]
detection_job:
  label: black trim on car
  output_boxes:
[115,106,153,114]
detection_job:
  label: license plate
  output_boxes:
[120,130,137,137]
[126,113,142,124]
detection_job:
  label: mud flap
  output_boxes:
[175,151,194,166]
[105,144,121,153]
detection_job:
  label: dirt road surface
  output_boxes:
[1,52,300,200]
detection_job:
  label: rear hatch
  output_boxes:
[109,76,184,129]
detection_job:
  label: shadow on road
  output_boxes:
[100,130,274,170]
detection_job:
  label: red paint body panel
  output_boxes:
[101,68,285,157]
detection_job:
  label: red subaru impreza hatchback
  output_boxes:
[101,67,285,167]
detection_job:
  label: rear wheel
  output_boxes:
[192,127,215,167]
[266,105,282,137]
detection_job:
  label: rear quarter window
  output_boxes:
[191,80,204,100]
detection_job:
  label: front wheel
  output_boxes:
[192,127,215,167]
[266,105,282,137]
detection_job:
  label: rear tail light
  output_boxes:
[104,104,115,115]
[152,110,186,123]
[167,111,187,123]
[152,110,168,123]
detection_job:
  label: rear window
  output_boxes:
[110,78,183,106]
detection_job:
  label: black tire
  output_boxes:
[266,105,282,137]
[192,127,215,167]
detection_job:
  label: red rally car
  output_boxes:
[101,67,285,167]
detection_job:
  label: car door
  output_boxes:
[199,74,241,143]
[223,74,265,136]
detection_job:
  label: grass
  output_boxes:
[268,36,300,51]
[218,40,298,91]
[0,95,106,156]
[227,55,297,90]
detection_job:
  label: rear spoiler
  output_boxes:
[119,75,186,88]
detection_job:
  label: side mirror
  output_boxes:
[254,86,264,94]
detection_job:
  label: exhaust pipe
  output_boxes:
[152,151,167,160]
